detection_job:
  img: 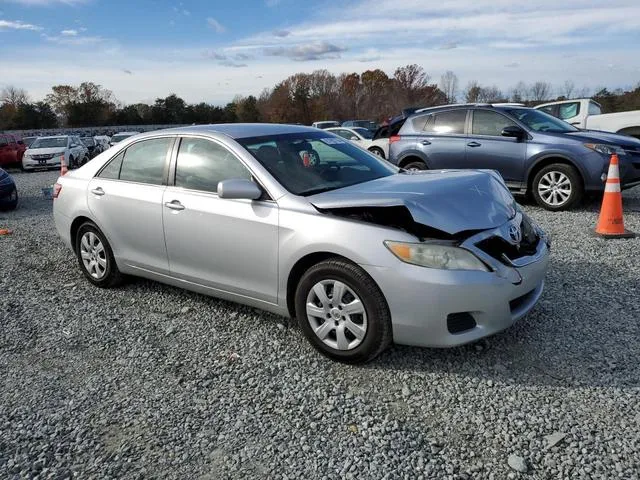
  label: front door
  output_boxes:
[162,137,279,303]
[465,109,528,186]
[87,137,173,274]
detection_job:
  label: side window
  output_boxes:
[335,129,355,140]
[119,137,172,185]
[558,102,580,120]
[472,110,517,136]
[0,136,7,147]
[539,105,557,117]
[589,102,602,115]
[424,110,467,135]
[411,114,430,131]
[98,151,125,179]
[175,138,251,193]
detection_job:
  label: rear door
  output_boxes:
[416,109,469,168]
[465,109,527,185]
[162,136,279,303]
[87,136,174,274]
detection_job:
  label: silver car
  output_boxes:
[53,124,550,363]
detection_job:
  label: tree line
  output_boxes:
[2,65,640,130]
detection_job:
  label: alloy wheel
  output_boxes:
[538,171,572,207]
[80,231,107,279]
[305,279,368,351]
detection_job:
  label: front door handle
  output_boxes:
[420,140,431,146]
[467,141,481,147]
[164,200,185,211]
[91,187,105,196]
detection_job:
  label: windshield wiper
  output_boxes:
[297,186,337,196]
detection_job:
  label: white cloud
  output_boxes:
[0,19,42,31]
[42,33,105,45]
[4,0,87,5]
[207,17,226,33]
[265,41,347,61]
[61,29,78,36]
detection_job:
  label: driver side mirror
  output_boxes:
[501,126,526,139]
[217,178,262,200]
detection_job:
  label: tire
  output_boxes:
[531,163,583,211]
[75,222,124,288]
[294,258,392,363]
[402,160,427,171]
[0,186,18,211]
[368,147,385,159]
[69,156,75,169]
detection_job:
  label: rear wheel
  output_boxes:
[368,147,385,159]
[295,258,392,363]
[402,160,427,171]
[75,222,124,288]
[531,163,583,211]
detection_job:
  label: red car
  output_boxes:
[0,134,27,168]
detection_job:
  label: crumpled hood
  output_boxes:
[564,130,640,147]
[308,170,517,235]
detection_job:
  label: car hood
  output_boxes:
[308,170,517,235]
[27,147,66,155]
[563,130,640,147]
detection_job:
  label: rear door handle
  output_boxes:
[91,187,105,196]
[164,200,185,211]
[420,140,431,145]
[467,141,481,147]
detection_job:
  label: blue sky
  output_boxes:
[1,0,639,105]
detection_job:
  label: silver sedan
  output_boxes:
[53,124,550,363]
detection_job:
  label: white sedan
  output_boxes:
[326,127,389,159]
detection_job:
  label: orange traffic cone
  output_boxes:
[60,154,68,176]
[0,228,13,236]
[595,154,635,239]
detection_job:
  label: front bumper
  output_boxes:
[363,223,550,348]
[22,157,62,170]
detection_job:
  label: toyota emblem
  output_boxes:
[508,224,522,244]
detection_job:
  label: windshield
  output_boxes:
[352,127,373,139]
[238,131,397,196]
[23,137,37,147]
[112,134,133,142]
[82,137,96,146]
[505,108,579,133]
[31,137,68,149]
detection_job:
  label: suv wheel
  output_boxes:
[368,147,385,159]
[532,163,583,211]
[403,160,427,171]
[295,258,392,363]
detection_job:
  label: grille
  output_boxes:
[476,216,539,265]
[32,154,55,160]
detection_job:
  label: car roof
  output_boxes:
[148,123,321,139]
[36,135,69,139]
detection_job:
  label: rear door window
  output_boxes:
[98,151,125,180]
[589,102,602,115]
[558,102,580,120]
[118,137,172,185]
[471,110,517,136]
[424,110,467,135]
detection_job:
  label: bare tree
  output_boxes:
[530,81,553,102]
[563,80,575,99]
[0,86,29,107]
[439,71,458,103]
[576,85,591,98]
[509,81,529,102]
[478,85,505,103]
[464,81,482,103]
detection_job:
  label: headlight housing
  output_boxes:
[384,241,489,271]
[584,143,626,156]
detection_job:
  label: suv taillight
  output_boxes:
[389,135,401,144]
[53,183,62,199]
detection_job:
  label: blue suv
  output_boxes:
[389,104,640,210]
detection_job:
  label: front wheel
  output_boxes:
[75,222,124,288]
[531,164,583,211]
[368,147,385,159]
[295,258,392,363]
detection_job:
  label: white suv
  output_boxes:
[22,135,89,171]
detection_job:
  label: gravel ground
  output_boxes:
[1,169,639,480]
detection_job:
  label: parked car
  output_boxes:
[22,136,38,148]
[81,137,102,158]
[535,99,640,139]
[94,135,111,151]
[389,104,640,210]
[53,124,549,363]
[342,120,379,132]
[311,121,341,130]
[0,133,27,168]
[22,135,89,171]
[0,167,18,211]
[109,132,140,147]
[367,116,410,160]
